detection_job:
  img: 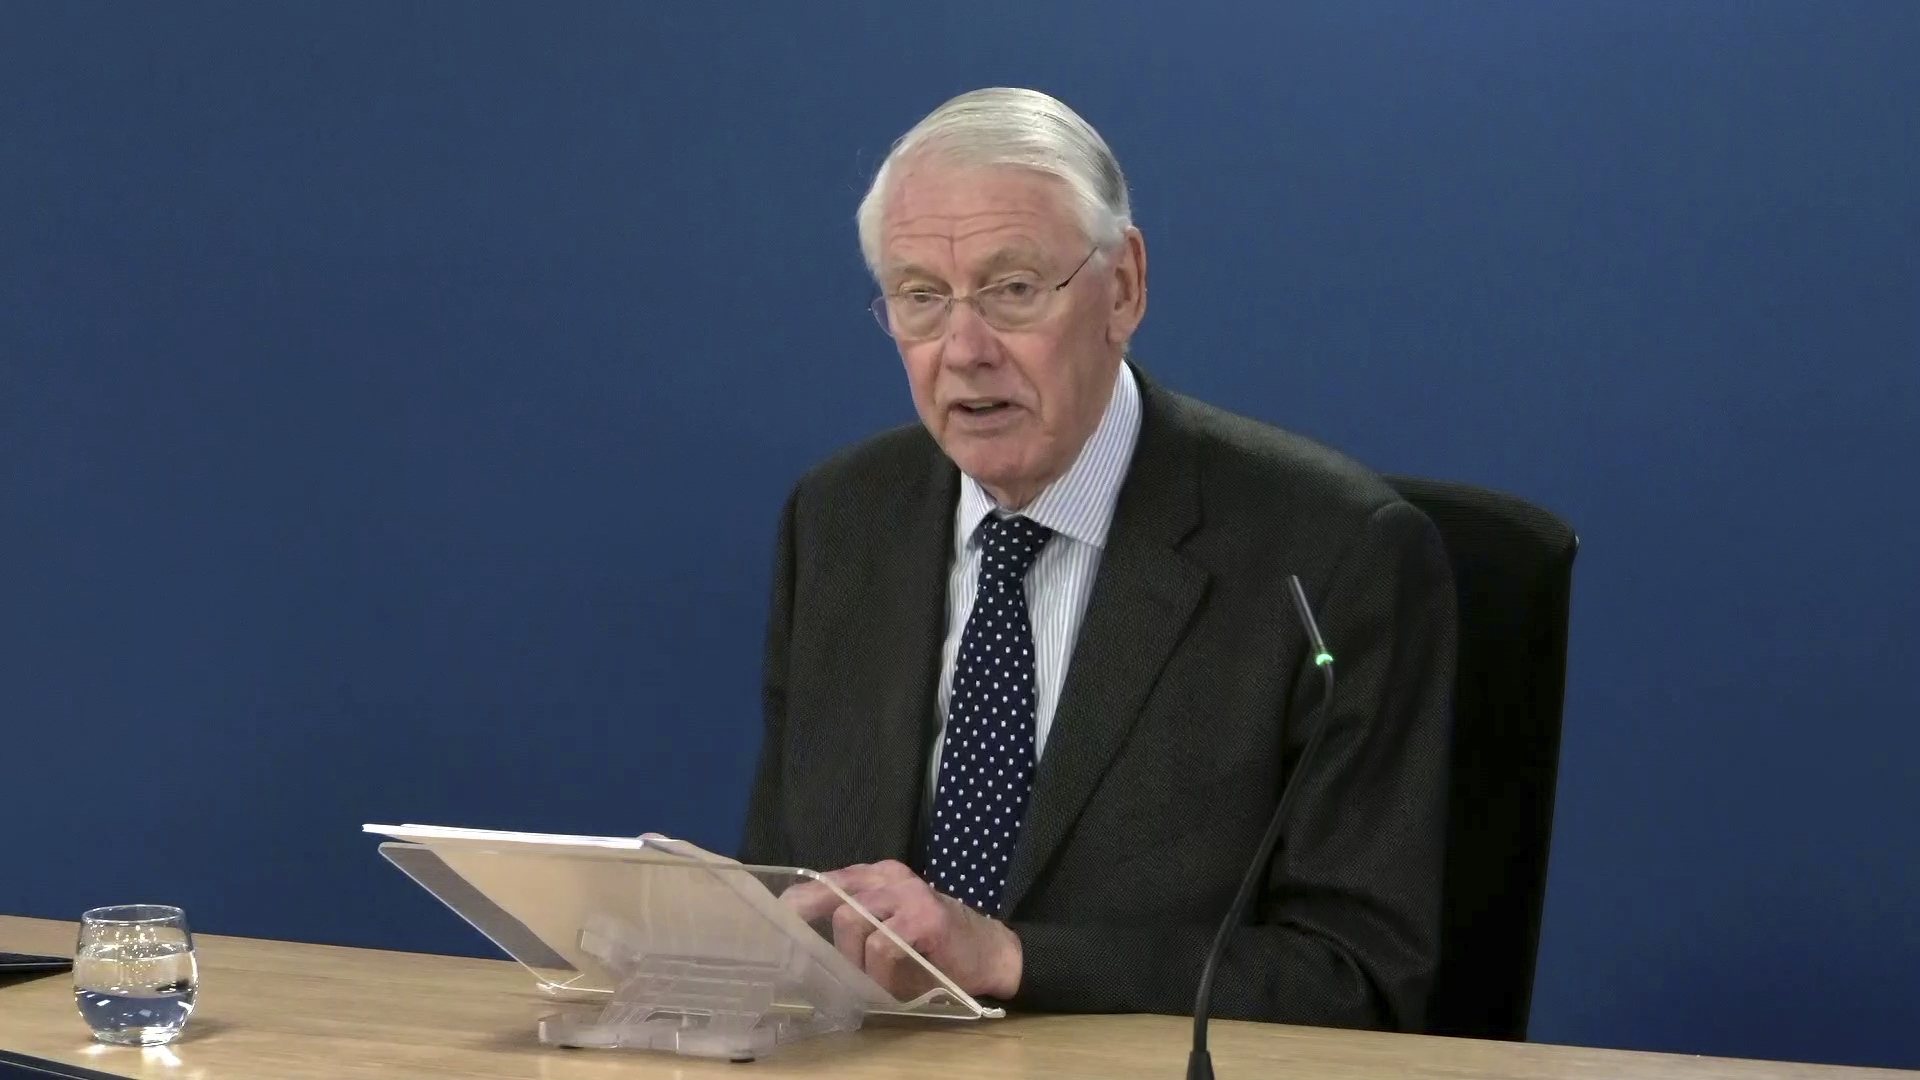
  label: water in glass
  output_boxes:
[73,904,198,1046]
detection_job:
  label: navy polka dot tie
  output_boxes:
[923,513,1053,915]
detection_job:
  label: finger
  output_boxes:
[867,859,919,884]
[820,863,892,897]
[866,910,913,986]
[830,897,874,971]
[868,879,947,952]
[866,913,902,970]
[786,862,890,922]
[832,884,906,973]
[863,887,939,964]
[869,910,943,1000]
[821,859,919,896]
[778,879,845,922]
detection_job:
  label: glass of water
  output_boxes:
[73,905,199,1046]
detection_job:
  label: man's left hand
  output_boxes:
[781,860,1022,1001]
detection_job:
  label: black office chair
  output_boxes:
[1386,475,1578,1042]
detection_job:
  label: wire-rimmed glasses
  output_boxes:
[870,246,1098,340]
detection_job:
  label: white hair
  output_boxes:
[855,87,1132,277]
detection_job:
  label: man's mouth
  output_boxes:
[955,399,1012,415]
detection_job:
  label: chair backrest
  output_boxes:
[1386,475,1578,1042]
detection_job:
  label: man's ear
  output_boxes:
[1106,226,1148,347]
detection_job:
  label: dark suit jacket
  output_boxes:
[740,365,1457,1032]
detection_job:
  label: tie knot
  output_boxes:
[976,514,1053,579]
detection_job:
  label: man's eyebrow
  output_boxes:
[882,247,1050,286]
[881,259,940,284]
[974,246,1049,277]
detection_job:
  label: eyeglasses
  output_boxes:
[870,246,1099,341]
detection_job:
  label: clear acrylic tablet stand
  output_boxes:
[366,826,1000,1062]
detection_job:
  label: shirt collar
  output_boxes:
[954,362,1143,552]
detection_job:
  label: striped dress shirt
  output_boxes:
[927,363,1144,799]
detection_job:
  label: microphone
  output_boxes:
[1186,574,1336,1080]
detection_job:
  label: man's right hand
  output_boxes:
[780,860,1023,1002]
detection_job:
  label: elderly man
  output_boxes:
[740,87,1456,1032]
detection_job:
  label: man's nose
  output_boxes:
[939,297,998,367]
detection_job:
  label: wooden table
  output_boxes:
[2,916,1908,1079]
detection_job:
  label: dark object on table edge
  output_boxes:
[0,954,71,977]
[0,1050,132,1080]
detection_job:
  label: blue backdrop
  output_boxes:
[2,1,1915,1069]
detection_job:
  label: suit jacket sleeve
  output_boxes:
[739,487,799,867]
[1008,499,1456,1031]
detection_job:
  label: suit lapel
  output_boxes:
[832,446,957,866]
[1000,383,1207,914]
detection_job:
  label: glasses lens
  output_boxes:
[882,293,948,339]
[977,279,1049,329]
